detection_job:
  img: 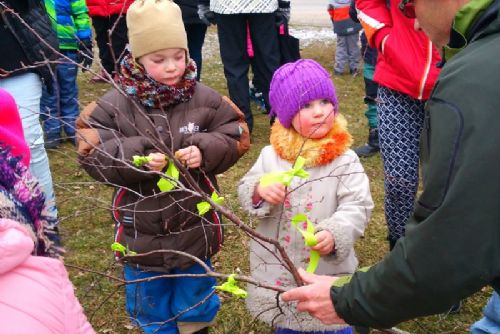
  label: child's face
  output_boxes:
[291,98,335,139]
[138,48,186,86]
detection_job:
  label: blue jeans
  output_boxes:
[40,51,79,143]
[124,260,220,334]
[0,73,58,222]
[471,292,500,333]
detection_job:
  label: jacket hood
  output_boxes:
[0,218,34,274]
[444,0,500,60]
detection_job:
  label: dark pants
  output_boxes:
[40,50,79,142]
[185,23,207,81]
[91,14,128,74]
[216,13,280,133]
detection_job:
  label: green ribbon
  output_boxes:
[331,266,371,287]
[291,214,320,273]
[132,155,152,167]
[259,156,310,187]
[111,242,137,256]
[157,161,180,192]
[197,191,224,216]
[215,274,248,299]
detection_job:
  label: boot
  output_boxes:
[354,128,379,158]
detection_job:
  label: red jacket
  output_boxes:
[355,0,441,100]
[85,0,133,17]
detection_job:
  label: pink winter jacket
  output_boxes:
[0,219,95,334]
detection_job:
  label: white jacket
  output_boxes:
[238,146,373,331]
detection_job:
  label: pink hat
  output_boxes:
[0,89,30,166]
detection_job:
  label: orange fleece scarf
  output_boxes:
[270,114,353,168]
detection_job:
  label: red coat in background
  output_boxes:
[355,0,441,100]
[85,0,133,17]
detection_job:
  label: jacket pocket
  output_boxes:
[416,98,464,214]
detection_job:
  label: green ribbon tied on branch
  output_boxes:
[197,191,224,216]
[291,213,320,273]
[215,274,248,299]
[331,266,371,287]
[157,161,180,192]
[132,155,180,192]
[111,242,137,256]
[132,155,152,167]
[259,156,310,187]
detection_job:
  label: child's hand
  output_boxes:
[312,230,335,256]
[146,152,167,172]
[175,146,202,168]
[256,183,286,205]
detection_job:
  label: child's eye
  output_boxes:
[303,102,311,109]
[320,99,330,105]
[152,59,163,64]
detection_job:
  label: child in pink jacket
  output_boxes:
[0,88,94,334]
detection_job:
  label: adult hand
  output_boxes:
[275,0,291,26]
[197,4,216,26]
[313,230,335,255]
[79,39,93,71]
[146,152,167,172]
[176,146,202,168]
[281,268,346,325]
[256,182,286,205]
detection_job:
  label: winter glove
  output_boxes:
[197,4,216,26]
[79,39,93,72]
[275,0,291,26]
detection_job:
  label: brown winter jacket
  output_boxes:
[76,83,250,272]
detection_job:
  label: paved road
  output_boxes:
[290,0,331,27]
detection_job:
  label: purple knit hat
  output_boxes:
[269,59,338,128]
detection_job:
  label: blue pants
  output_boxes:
[276,327,352,334]
[124,260,220,334]
[471,292,500,333]
[377,86,425,245]
[40,51,79,144]
[334,33,360,74]
[0,73,58,222]
[363,63,378,129]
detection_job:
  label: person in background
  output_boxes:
[175,0,207,81]
[282,0,500,328]
[41,0,93,149]
[77,1,250,333]
[355,0,441,250]
[349,0,379,158]
[0,0,60,229]
[197,0,289,133]
[327,0,362,75]
[239,59,373,334]
[85,0,132,82]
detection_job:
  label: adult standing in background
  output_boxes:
[0,0,60,226]
[175,0,207,81]
[355,0,441,250]
[85,0,132,82]
[198,0,289,133]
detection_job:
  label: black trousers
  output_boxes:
[91,14,128,75]
[216,13,280,133]
[185,23,207,81]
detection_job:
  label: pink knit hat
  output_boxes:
[269,59,338,128]
[0,89,30,166]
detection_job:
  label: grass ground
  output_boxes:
[49,26,490,333]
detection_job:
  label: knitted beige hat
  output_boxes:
[127,0,188,59]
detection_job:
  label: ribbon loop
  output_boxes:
[215,274,248,299]
[291,214,319,273]
[259,156,310,187]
